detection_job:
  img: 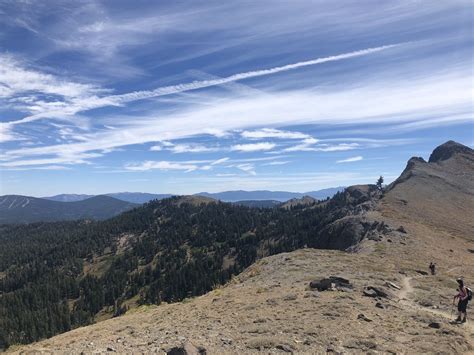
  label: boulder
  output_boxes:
[428,322,441,329]
[363,289,378,298]
[397,226,407,234]
[309,276,352,291]
[375,302,385,309]
[275,344,294,353]
[363,286,389,298]
[357,313,372,322]
[167,343,206,355]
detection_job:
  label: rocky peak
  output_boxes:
[428,141,473,163]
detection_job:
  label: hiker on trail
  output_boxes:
[453,278,470,323]
[429,262,436,275]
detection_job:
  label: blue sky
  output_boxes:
[0,1,473,196]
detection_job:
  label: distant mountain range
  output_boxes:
[197,187,344,202]
[0,187,343,224]
[44,187,344,204]
[0,195,138,224]
[44,192,173,204]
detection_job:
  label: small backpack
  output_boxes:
[467,287,473,301]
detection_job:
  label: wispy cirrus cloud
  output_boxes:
[336,156,363,163]
[151,142,219,154]
[0,54,105,100]
[241,128,311,140]
[2,44,401,133]
[211,157,230,165]
[2,67,471,168]
[233,163,256,175]
[2,165,72,171]
[231,142,276,152]
[125,161,200,172]
[124,156,231,172]
[0,153,102,168]
[263,161,290,166]
[283,138,319,152]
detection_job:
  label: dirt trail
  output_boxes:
[398,276,474,334]
[398,276,413,300]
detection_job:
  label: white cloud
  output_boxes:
[0,153,102,167]
[0,54,105,100]
[336,156,363,163]
[2,165,73,171]
[170,144,218,153]
[241,128,311,140]
[283,138,319,152]
[124,161,199,172]
[150,142,219,153]
[316,143,360,152]
[123,156,230,172]
[0,128,23,143]
[263,161,290,166]
[283,138,359,152]
[234,163,256,175]
[211,157,230,165]
[231,142,276,152]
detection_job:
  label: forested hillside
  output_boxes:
[0,195,138,224]
[0,191,369,349]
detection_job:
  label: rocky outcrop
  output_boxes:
[317,216,373,250]
[166,343,206,355]
[309,276,352,291]
[428,140,473,163]
[344,185,380,206]
[316,215,395,250]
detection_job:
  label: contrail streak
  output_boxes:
[112,44,400,104]
[4,44,400,129]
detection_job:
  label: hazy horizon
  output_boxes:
[7,186,346,199]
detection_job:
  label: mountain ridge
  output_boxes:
[42,187,345,204]
[0,195,138,224]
